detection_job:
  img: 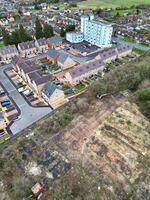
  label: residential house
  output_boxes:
[0,45,19,63]
[27,70,49,93]
[116,44,132,58]
[17,61,37,81]
[96,47,118,63]
[42,82,66,108]
[18,41,36,57]
[35,38,48,52]
[65,59,105,85]
[47,36,63,48]
[12,55,24,72]
[17,60,49,93]
[57,53,76,70]
[46,48,60,63]
[96,44,132,63]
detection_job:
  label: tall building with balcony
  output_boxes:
[66,14,113,48]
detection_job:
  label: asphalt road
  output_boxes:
[0,64,52,136]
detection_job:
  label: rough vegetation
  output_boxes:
[0,53,150,199]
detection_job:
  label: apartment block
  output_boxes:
[66,14,113,47]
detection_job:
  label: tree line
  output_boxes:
[60,24,75,37]
[88,54,150,98]
[1,17,53,46]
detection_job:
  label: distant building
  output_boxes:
[66,14,113,47]
[66,32,83,43]
[35,38,48,52]
[0,45,19,63]
[42,82,66,108]
[18,41,36,57]
[47,36,63,48]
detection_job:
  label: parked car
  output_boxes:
[0,91,6,96]
[23,89,31,96]
[1,100,10,107]
[25,92,33,97]
[12,116,21,122]
[18,86,26,93]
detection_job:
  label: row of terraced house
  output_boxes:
[12,56,67,109]
[63,44,132,85]
[0,36,63,63]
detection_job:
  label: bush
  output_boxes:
[138,88,150,101]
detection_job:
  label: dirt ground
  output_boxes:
[0,95,150,200]
[53,99,150,198]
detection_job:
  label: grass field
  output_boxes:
[0,41,5,48]
[78,0,150,9]
[0,133,9,144]
[133,48,146,55]
[112,9,134,16]
[121,36,135,43]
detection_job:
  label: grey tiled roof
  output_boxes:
[98,44,132,60]
[117,44,132,54]
[18,40,36,50]
[42,82,57,98]
[47,48,59,58]
[47,36,63,43]
[0,45,18,55]
[99,47,118,60]
[37,38,47,46]
[30,70,49,85]
[34,76,49,85]
[68,59,104,79]
[12,55,24,65]
[58,53,69,64]
[28,70,43,80]
[18,61,37,73]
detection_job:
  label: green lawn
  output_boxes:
[0,133,9,144]
[140,42,150,47]
[0,41,5,48]
[77,0,150,9]
[121,36,135,43]
[112,9,134,16]
[133,48,146,55]
[74,82,86,91]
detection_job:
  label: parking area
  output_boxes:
[6,68,48,107]
[0,84,19,143]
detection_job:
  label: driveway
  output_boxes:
[0,64,52,136]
